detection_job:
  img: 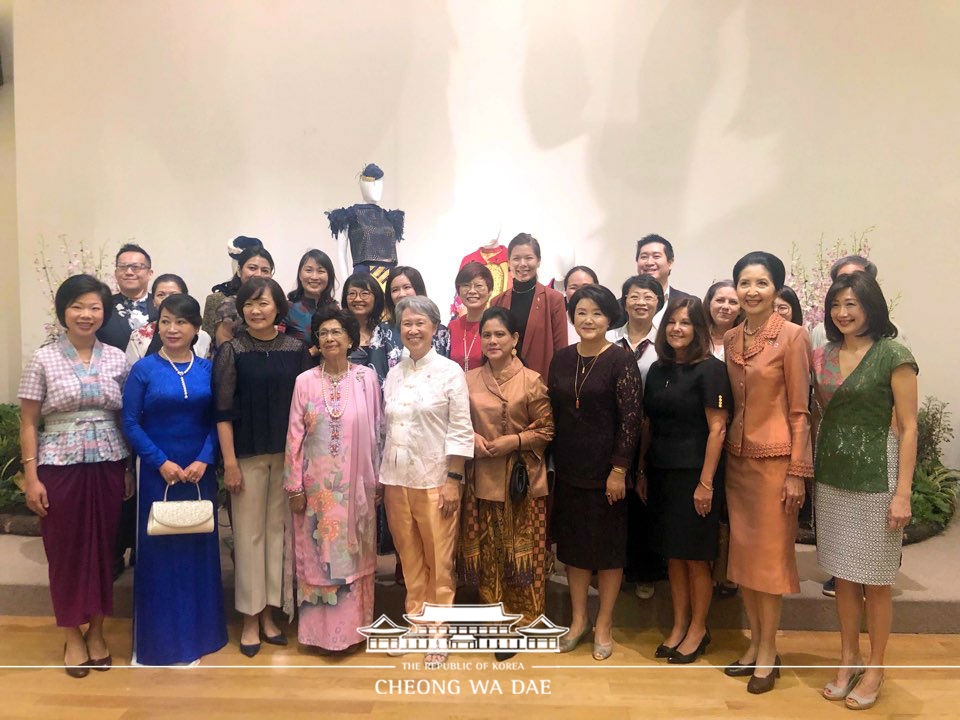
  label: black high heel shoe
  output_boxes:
[668,630,711,664]
[747,655,781,694]
[654,641,680,659]
[240,640,261,658]
[262,630,288,646]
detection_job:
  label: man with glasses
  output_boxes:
[97,243,157,350]
[97,243,156,578]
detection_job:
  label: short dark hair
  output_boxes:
[455,262,495,293]
[385,266,427,322]
[635,234,674,262]
[158,293,202,327]
[621,274,665,312]
[149,294,202,354]
[54,274,114,327]
[563,265,599,288]
[235,277,288,326]
[655,297,712,365]
[288,249,337,305]
[823,272,897,343]
[568,284,620,326]
[341,272,386,332]
[116,243,151,268]
[703,279,743,333]
[151,273,188,297]
[830,255,878,282]
[479,306,518,335]
[311,304,361,353]
[776,286,804,325]
[507,233,542,261]
[732,251,786,290]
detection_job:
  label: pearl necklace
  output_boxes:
[159,348,194,399]
[320,363,351,455]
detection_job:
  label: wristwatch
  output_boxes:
[447,471,465,485]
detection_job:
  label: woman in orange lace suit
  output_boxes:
[722,252,813,695]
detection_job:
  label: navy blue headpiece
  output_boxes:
[360,163,384,181]
[229,235,262,258]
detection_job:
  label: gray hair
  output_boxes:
[830,255,878,281]
[394,295,441,327]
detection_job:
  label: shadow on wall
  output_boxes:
[519,0,960,299]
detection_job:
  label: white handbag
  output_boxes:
[147,483,215,536]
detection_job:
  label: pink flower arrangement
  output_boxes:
[34,235,119,341]
[786,227,898,330]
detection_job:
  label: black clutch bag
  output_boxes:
[509,454,529,503]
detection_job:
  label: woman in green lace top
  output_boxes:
[813,272,917,710]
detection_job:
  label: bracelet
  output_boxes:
[287,490,305,498]
[698,480,713,491]
[517,434,522,450]
[611,466,626,475]
[21,457,37,465]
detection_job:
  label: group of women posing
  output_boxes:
[19,235,917,711]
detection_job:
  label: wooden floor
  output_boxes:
[1,617,958,719]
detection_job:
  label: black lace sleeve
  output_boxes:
[611,353,643,469]
[212,340,238,423]
[300,341,314,373]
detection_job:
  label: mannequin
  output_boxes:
[450,227,511,318]
[327,163,404,290]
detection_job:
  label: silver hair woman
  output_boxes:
[378,294,474,668]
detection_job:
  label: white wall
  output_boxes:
[0,0,19,402]
[12,1,960,462]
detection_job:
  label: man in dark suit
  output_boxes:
[97,242,157,578]
[96,243,158,350]
[635,234,693,325]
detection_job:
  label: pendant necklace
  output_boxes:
[321,363,351,455]
[574,344,607,409]
[462,322,480,371]
[159,348,194,399]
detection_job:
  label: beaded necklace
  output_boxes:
[320,363,351,455]
[159,348,194,399]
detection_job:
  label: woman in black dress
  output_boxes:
[549,284,643,661]
[640,298,731,663]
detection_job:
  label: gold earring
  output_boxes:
[511,348,517,356]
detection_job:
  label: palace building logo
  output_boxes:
[358,602,568,653]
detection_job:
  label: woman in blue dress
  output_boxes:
[122,294,227,665]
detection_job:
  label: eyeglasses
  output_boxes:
[626,293,658,304]
[316,328,346,339]
[346,290,373,301]
[459,282,490,294]
[116,263,150,273]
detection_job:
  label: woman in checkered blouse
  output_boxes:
[18,274,133,678]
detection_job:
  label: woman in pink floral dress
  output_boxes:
[283,305,382,651]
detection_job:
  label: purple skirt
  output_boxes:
[38,460,125,627]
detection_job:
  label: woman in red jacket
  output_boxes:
[490,233,567,379]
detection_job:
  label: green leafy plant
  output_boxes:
[0,404,25,511]
[909,397,959,531]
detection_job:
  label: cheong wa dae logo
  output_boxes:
[358,602,568,653]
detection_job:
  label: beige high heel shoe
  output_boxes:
[845,676,884,710]
[822,667,865,700]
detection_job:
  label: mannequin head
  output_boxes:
[359,163,384,204]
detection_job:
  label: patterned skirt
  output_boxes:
[816,430,903,586]
[460,482,547,624]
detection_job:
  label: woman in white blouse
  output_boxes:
[380,295,474,668]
